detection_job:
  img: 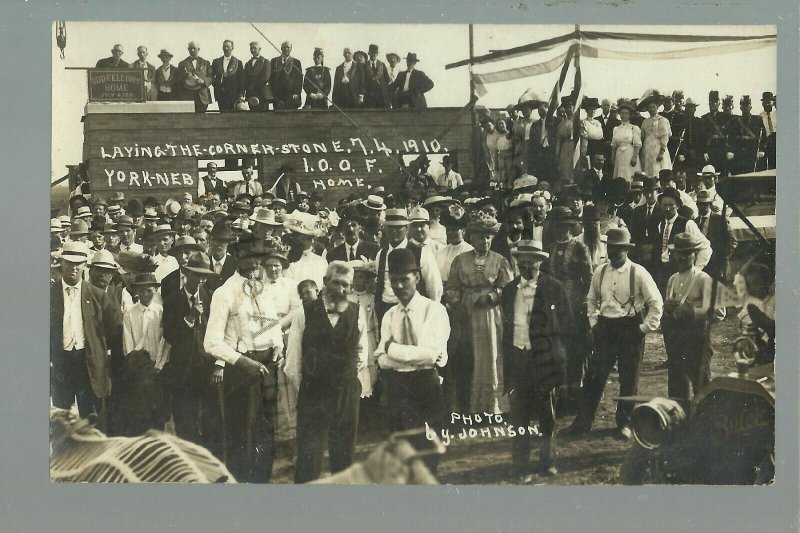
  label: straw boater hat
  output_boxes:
[50,218,62,233]
[668,232,705,253]
[143,207,160,220]
[58,215,71,229]
[408,206,430,223]
[74,206,93,219]
[605,227,636,248]
[169,236,202,256]
[250,208,283,227]
[151,223,177,238]
[60,241,89,263]
[109,191,125,202]
[697,164,720,178]
[181,252,216,276]
[383,208,411,227]
[88,249,118,270]
[423,195,456,208]
[283,211,322,236]
[363,195,386,211]
[510,240,549,260]
[132,272,161,288]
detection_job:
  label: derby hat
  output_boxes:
[368,44,379,54]
[761,91,774,102]
[668,232,705,253]
[605,227,635,248]
[88,249,118,270]
[549,205,577,224]
[384,208,411,226]
[251,208,283,226]
[126,199,144,218]
[60,241,90,263]
[210,222,237,242]
[641,175,659,191]
[510,239,549,260]
[658,187,683,206]
[581,204,601,222]
[69,194,88,210]
[169,236,202,256]
[182,251,216,276]
[405,53,419,63]
[132,272,160,288]
[387,248,420,274]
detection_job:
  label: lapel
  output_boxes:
[503,278,520,322]
[80,284,94,336]
[227,56,238,74]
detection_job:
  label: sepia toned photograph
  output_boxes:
[50,21,777,485]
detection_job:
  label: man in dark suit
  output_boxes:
[389,53,434,110]
[269,41,303,110]
[201,162,228,201]
[501,240,573,481]
[160,236,203,298]
[51,243,117,421]
[332,48,364,109]
[95,44,129,68]
[177,41,214,113]
[238,41,272,112]
[268,164,303,202]
[212,39,244,112]
[205,222,238,293]
[327,214,380,262]
[129,46,157,101]
[629,176,662,269]
[362,44,392,109]
[694,189,737,282]
[162,252,218,448]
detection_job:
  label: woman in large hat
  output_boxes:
[639,89,673,178]
[445,212,514,414]
[555,96,576,185]
[610,99,643,182]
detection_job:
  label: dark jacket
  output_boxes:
[696,212,737,281]
[205,253,237,293]
[176,56,214,104]
[269,55,303,108]
[501,274,574,394]
[51,282,117,398]
[301,299,361,386]
[302,65,332,109]
[211,55,244,110]
[161,286,213,388]
[390,69,434,109]
[239,55,271,104]
[201,175,228,200]
[327,240,380,262]
[362,59,392,108]
[154,64,179,97]
[332,62,364,108]
[95,57,130,69]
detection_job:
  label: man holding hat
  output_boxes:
[389,53,434,109]
[566,228,663,439]
[501,240,574,480]
[162,252,219,448]
[204,241,285,482]
[759,91,776,169]
[362,44,391,109]
[155,48,179,101]
[374,248,451,475]
[661,232,713,400]
[212,39,244,112]
[177,41,214,113]
[51,242,114,420]
[373,208,443,323]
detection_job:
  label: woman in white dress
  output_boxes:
[611,101,642,182]
[639,91,673,177]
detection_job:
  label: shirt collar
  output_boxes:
[610,258,632,273]
[399,291,422,313]
[62,278,81,292]
[665,213,679,224]
[389,238,408,251]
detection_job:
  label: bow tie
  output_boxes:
[519,279,536,289]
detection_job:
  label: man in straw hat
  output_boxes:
[374,248,450,475]
[150,223,179,282]
[204,238,285,482]
[373,208,443,323]
[51,242,114,421]
[161,235,204,298]
[501,240,574,481]
[161,251,219,448]
[284,212,328,288]
[661,232,714,401]
[565,227,663,440]
[86,249,119,293]
[285,261,369,482]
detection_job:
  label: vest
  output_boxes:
[300,298,360,386]
[655,216,689,249]
[375,242,427,303]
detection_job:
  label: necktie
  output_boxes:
[246,182,250,195]
[348,246,355,261]
[64,287,77,348]
[662,220,672,259]
[766,112,773,135]
[213,260,222,274]
[400,307,417,346]
[696,216,704,233]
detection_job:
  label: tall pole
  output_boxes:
[468,24,479,182]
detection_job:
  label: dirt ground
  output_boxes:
[269,314,740,485]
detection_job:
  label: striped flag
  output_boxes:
[540,43,577,145]
[571,62,584,174]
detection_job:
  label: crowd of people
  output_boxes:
[96,41,433,112]
[52,83,777,484]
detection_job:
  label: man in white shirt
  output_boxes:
[150,224,180,282]
[409,206,443,255]
[284,214,328,288]
[285,262,369,483]
[566,228,663,440]
[436,156,463,190]
[373,208,444,322]
[230,161,263,198]
[116,215,143,253]
[204,245,284,482]
[375,248,450,475]
[435,214,473,282]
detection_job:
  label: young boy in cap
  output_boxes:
[661,233,713,400]
[501,240,574,481]
[374,248,450,474]
[120,272,170,435]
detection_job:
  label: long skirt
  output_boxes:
[464,290,508,414]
